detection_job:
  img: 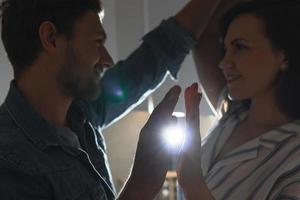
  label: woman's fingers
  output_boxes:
[185,83,202,144]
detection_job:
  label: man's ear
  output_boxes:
[38,21,59,53]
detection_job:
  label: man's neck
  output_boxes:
[16,71,72,127]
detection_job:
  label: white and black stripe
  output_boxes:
[201,105,300,200]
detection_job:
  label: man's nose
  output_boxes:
[100,46,114,69]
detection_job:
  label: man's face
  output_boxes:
[57,11,113,100]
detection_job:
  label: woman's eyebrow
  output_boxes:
[224,38,250,47]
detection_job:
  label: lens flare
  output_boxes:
[162,126,185,149]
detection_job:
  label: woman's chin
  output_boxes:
[228,91,249,101]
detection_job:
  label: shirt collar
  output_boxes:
[214,121,300,169]
[227,108,299,150]
[259,120,300,149]
[204,109,299,172]
[4,81,86,150]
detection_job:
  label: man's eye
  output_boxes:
[96,39,104,46]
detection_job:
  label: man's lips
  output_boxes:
[94,66,104,77]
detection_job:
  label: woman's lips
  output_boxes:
[226,75,242,83]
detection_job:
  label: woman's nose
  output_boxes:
[219,52,234,70]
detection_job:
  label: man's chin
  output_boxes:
[86,90,101,101]
[71,83,101,101]
[81,86,101,101]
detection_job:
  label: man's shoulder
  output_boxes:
[0,102,22,136]
[0,131,37,172]
[0,103,18,129]
[0,104,23,151]
[0,130,57,175]
[0,105,41,172]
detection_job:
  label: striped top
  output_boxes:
[201,102,300,200]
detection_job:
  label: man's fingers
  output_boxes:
[150,86,181,121]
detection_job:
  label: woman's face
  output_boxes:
[219,13,285,101]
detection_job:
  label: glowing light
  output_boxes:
[99,10,105,23]
[148,95,154,114]
[162,189,169,197]
[172,112,186,118]
[114,87,124,97]
[162,126,185,149]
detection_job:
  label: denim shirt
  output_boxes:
[0,18,195,200]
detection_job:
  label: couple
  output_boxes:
[0,0,300,199]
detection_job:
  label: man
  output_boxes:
[0,0,223,199]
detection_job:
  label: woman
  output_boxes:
[177,0,300,199]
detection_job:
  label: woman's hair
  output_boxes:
[0,0,102,77]
[220,0,300,119]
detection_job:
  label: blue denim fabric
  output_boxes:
[0,18,195,199]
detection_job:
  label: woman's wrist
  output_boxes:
[180,174,203,192]
[184,186,215,200]
[181,174,215,200]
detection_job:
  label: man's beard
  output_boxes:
[56,45,101,101]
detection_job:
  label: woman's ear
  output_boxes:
[278,50,289,71]
[38,21,58,53]
[280,62,289,71]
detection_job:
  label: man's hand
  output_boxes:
[117,86,181,200]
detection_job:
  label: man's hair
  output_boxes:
[0,0,102,77]
[220,0,300,119]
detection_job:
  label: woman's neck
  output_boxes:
[246,92,293,130]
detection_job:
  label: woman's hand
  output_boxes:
[176,83,203,190]
[176,83,215,200]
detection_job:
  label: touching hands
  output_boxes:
[120,84,209,200]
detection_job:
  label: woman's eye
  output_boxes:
[235,43,248,51]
